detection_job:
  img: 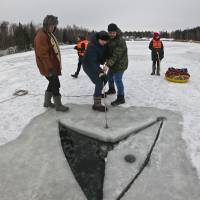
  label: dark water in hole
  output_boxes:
[59,123,113,200]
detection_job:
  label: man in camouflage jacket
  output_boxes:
[104,23,128,106]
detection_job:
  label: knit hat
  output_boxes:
[108,23,118,32]
[43,15,58,30]
[153,32,160,37]
[96,31,110,41]
[78,34,85,40]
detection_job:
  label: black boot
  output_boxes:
[151,65,156,75]
[151,71,155,75]
[105,87,116,95]
[92,96,108,112]
[43,91,55,108]
[71,73,78,78]
[156,67,160,76]
[101,93,107,98]
[53,96,69,112]
[111,95,125,106]
[156,60,160,75]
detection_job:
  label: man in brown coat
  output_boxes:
[34,15,68,112]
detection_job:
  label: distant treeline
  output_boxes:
[123,31,170,39]
[124,27,200,41]
[0,21,200,51]
[0,21,93,51]
[171,27,200,41]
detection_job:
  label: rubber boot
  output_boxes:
[43,91,55,108]
[92,96,108,112]
[105,87,116,95]
[156,63,160,76]
[111,95,125,106]
[53,96,69,112]
[151,65,156,75]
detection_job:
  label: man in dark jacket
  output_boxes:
[149,32,164,75]
[71,35,88,78]
[82,31,110,112]
[34,15,69,112]
[104,23,128,106]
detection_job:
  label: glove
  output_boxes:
[102,64,108,73]
[99,72,107,82]
[48,68,57,77]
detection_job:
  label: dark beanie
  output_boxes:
[78,34,85,40]
[96,31,110,41]
[108,23,118,32]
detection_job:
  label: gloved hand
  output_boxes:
[102,64,108,73]
[99,72,107,82]
[48,68,57,77]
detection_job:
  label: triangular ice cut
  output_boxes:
[59,118,164,200]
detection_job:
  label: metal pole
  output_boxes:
[103,81,109,128]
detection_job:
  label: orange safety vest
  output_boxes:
[153,39,162,49]
[77,40,89,56]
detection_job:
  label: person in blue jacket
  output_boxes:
[82,31,110,112]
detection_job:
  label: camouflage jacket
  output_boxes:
[106,30,128,72]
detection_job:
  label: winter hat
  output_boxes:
[96,31,110,41]
[43,15,58,29]
[153,32,160,37]
[78,34,85,40]
[108,23,118,32]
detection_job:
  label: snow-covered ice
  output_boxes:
[0,41,200,181]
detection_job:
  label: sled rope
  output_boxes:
[13,89,28,96]
[0,96,18,104]
[0,89,93,104]
[0,90,29,104]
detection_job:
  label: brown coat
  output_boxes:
[34,29,61,76]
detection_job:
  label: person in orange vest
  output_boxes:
[149,32,164,75]
[71,35,89,78]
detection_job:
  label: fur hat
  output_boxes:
[108,23,118,32]
[96,31,110,41]
[43,15,58,30]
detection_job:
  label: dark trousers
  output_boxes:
[46,76,61,96]
[75,56,83,75]
[107,70,124,96]
[152,60,160,73]
[83,65,107,97]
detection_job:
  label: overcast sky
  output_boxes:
[1,0,200,31]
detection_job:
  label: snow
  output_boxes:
[0,41,200,181]
[104,122,162,199]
